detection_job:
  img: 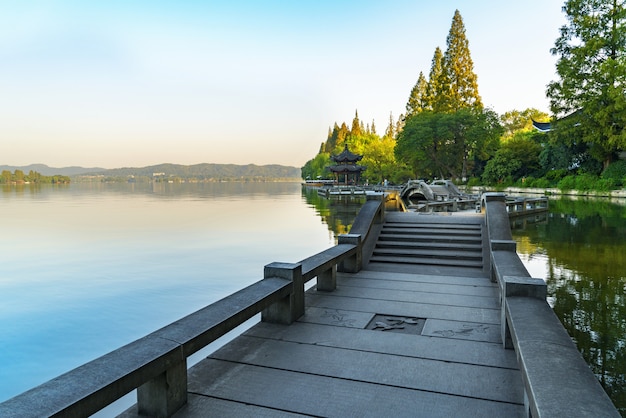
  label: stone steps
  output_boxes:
[369,216,484,270]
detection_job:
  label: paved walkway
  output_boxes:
[123,214,525,417]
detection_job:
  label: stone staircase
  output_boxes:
[367,213,486,275]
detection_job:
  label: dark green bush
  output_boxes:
[574,173,599,191]
[467,177,481,187]
[594,178,616,191]
[532,178,551,188]
[546,169,568,182]
[558,175,576,191]
[601,161,626,186]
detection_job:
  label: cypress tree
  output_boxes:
[406,71,429,116]
[425,47,446,112]
[441,10,482,111]
[384,112,396,138]
[351,110,362,137]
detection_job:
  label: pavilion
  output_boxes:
[328,144,366,185]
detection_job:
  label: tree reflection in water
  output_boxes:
[301,187,365,240]
[512,197,626,413]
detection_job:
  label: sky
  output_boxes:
[0,0,567,169]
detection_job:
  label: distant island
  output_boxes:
[0,163,302,183]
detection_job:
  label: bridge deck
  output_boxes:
[123,214,525,417]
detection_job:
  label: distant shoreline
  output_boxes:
[0,162,302,179]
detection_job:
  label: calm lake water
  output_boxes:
[510,196,626,414]
[0,182,364,408]
[1,183,624,414]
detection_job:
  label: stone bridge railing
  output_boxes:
[0,197,386,418]
[482,192,619,418]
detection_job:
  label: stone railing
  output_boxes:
[482,193,619,417]
[505,196,549,218]
[0,198,385,418]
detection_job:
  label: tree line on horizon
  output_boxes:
[302,3,626,191]
[0,169,70,185]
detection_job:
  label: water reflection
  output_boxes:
[511,198,626,413]
[0,182,335,403]
[301,187,365,239]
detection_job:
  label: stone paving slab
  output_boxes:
[422,318,501,344]
[206,335,523,404]
[343,270,492,286]
[305,293,501,324]
[325,282,499,310]
[338,275,498,298]
[299,306,374,328]
[182,359,524,418]
[244,322,519,369]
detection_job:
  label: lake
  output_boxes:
[0,182,367,408]
[1,183,624,414]
[510,196,626,414]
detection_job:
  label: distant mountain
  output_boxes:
[91,163,301,179]
[0,164,106,176]
[1,163,302,179]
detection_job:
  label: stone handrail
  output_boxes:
[482,193,619,417]
[0,199,384,418]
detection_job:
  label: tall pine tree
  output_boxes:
[441,10,482,111]
[425,47,446,112]
[351,110,363,137]
[547,0,626,168]
[406,71,429,116]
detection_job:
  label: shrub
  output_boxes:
[467,177,481,187]
[546,169,568,182]
[532,178,551,188]
[518,176,535,187]
[595,178,616,191]
[575,173,601,191]
[558,175,576,191]
[601,161,626,186]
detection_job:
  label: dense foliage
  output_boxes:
[547,0,626,168]
[0,169,70,184]
[301,5,626,192]
[301,111,404,184]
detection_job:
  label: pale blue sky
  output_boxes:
[1,1,565,168]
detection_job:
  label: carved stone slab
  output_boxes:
[421,319,500,343]
[366,314,426,335]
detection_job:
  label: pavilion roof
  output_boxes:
[331,144,363,163]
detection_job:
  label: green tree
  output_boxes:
[425,47,446,112]
[396,108,501,180]
[395,111,443,179]
[440,10,482,111]
[546,0,626,169]
[482,131,543,184]
[501,108,550,137]
[350,110,362,137]
[324,122,350,154]
[384,112,396,139]
[13,169,25,183]
[301,153,331,180]
[362,134,398,184]
[406,71,429,116]
[1,170,11,184]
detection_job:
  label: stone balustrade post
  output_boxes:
[337,234,362,273]
[262,262,303,324]
[316,264,337,292]
[137,353,187,418]
[501,276,547,349]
